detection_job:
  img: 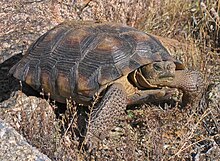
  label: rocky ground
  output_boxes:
[0,0,219,160]
[0,118,51,161]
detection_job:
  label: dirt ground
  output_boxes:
[0,0,219,160]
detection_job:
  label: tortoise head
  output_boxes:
[140,61,176,87]
[128,60,204,93]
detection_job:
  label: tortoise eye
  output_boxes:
[153,64,162,71]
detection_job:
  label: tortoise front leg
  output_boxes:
[85,83,127,148]
[127,88,179,105]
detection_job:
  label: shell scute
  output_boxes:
[98,64,121,86]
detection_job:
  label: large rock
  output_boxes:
[0,119,51,161]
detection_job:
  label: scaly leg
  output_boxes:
[85,83,127,148]
[127,87,179,105]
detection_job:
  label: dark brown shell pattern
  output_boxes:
[10,21,183,104]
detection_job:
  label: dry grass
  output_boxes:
[0,0,219,160]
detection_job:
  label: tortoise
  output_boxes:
[9,21,203,143]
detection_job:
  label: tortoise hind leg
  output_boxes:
[85,83,127,148]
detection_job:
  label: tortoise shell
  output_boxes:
[10,21,184,104]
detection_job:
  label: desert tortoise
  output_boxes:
[10,21,203,141]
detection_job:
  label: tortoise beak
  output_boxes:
[158,70,175,79]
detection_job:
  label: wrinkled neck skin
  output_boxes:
[168,70,204,92]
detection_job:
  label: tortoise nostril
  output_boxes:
[166,62,175,70]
